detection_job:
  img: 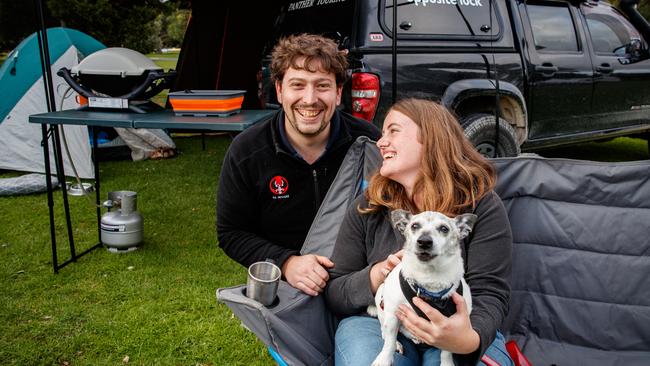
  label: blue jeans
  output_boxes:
[334,316,513,366]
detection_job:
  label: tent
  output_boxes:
[0,27,105,179]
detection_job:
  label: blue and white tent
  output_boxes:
[0,27,105,178]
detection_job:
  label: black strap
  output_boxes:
[398,271,462,319]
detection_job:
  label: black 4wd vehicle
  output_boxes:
[261,0,650,157]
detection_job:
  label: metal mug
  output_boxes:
[246,261,281,306]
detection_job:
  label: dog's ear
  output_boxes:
[391,209,412,234]
[455,213,478,239]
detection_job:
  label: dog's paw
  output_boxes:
[367,305,378,317]
[395,341,404,355]
[371,354,393,366]
[440,350,454,366]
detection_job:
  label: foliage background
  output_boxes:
[1,0,649,53]
[0,0,190,53]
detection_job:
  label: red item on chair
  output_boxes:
[505,340,533,366]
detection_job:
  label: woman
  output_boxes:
[324,99,513,366]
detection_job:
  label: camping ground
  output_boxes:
[0,51,276,365]
[0,134,277,365]
[0,52,649,365]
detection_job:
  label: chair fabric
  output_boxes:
[493,156,650,365]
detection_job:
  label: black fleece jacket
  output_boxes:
[217,109,380,269]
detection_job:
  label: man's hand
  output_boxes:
[282,254,335,296]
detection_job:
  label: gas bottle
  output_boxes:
[100,191,143,252]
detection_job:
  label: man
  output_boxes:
[217,34,381,296]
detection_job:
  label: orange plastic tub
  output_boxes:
[169,90,245,117]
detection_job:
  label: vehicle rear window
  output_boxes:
[381,0,502,39]
[269,0,356,44]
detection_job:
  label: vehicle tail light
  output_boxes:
[351,72,380,122]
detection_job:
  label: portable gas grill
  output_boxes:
[58,47,176,113]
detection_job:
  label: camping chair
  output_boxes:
[494,157,650,365]
[218,138,650,365]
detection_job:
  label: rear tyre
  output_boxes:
[461,113,520,158]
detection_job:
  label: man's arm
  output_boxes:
[217,147,333,296]
[217,147,299,268]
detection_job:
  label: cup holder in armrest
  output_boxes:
[241,287,280,308]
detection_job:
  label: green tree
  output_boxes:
[0,1,56,50]
[611,0,650,19]
[1,0,190,52]
[163,9,190,47]
[45,0,172,53]
[640,0,650,19]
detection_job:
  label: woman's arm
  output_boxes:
[324,200,376,316]
[463,190,512,363]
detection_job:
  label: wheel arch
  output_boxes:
[441,79,528,146]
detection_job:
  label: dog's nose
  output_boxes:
[417,235,433,249]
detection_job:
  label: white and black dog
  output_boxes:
[369,209,477,366]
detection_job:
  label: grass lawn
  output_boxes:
[536,136,649,161]
[0,135,274,365]
[146,51,179,108]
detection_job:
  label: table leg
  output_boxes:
[41,124,59,273]
[52,125,77,261]
[91,127,102,244]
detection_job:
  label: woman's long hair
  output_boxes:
[364,98,496,216]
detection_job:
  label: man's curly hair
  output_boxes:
[270,33,348,85]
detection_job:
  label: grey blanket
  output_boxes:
[0,173,59,196]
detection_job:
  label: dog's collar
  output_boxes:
[398,270,462,319]
[414,283,453,299]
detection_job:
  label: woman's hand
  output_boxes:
[396,292,480,354]
[369,250,403,294]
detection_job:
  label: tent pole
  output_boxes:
[33,0,58,272]
[34,0,55,112]
[34,0,78,269]
[391,0,397,104]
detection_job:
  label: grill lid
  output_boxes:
[58,46,176,104]
[70,47,161,77]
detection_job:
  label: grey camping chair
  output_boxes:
[494,156,650,365]
[218,138,650,365]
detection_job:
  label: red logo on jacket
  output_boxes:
[269,176,289,195]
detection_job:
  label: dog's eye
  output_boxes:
[410,223,420,231]
[438,225,449,234]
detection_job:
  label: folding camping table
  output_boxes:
[29,108,275,272]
